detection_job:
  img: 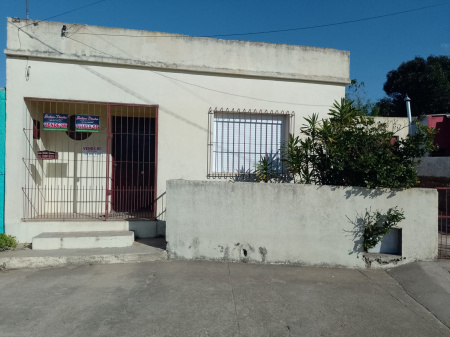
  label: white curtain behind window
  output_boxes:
[213,113,285,174]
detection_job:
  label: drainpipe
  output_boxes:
[405,95,412,135]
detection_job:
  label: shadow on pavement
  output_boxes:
[135,237,167,250]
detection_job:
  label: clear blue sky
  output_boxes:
[1,0,449,102]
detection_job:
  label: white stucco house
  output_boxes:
[4,18,350,244]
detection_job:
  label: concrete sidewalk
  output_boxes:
[2,242,450,336]
[388,260,450,329]
[1,260,449,337]
[0,238,167,270]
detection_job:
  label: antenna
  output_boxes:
[26,0,29,19]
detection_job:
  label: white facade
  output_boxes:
[5,18,349,242]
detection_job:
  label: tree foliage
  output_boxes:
[345,79,376,115]
[378,56,450,117]
[282,98,437,189]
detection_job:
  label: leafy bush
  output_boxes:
[0,233,18,251]
[362,208,405,251]
[282,98,437,188]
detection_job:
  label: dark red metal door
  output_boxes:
[111,116,155,216]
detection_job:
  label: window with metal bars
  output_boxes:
[207,108,294,178]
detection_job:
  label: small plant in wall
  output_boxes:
[363,207,405,252]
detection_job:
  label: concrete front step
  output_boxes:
[32,231,135,250]
[0,239,167,270]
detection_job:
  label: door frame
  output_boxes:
[105,103,158,220]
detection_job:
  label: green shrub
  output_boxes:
[0,233,18,251]
[255,156,276,183]
[282,98,437,188]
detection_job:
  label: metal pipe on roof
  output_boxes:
[405,95,412,134]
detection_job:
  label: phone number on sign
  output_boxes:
[44,123,67,128]
[76,124,99,130]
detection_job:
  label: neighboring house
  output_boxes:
[422,115,450,157]
[416,115,450,181]
[0,88,5,234]
[5,18,350,243]
[373,116,409,142]
[414,115,450,259]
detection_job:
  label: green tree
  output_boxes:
[345,79,376,115]
[282,98,437,189]
[373,97,396,117]
[378,56,450,117]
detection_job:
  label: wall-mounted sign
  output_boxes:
[75,115,100,132]
[43,113,68,131]
[82,146,102,156]
[37,150,59,160]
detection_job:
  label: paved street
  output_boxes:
[1,260,449,337]
[388,261,450,329]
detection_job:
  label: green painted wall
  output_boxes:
[0,88,5,233]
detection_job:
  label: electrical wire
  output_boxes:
[16,19,328,107]
[202,2,450,38]
[151,71,332,107]
[70,2,450,39]
[66,36,333,107]
[18,0,107,30]
[67,36,116,58]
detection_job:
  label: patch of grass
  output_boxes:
[0,233,18,251]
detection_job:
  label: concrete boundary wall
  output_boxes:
[166,180,438,268]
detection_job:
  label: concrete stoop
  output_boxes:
[0,249,167,270]
[0,238,167,270]
[32,231,135,250]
